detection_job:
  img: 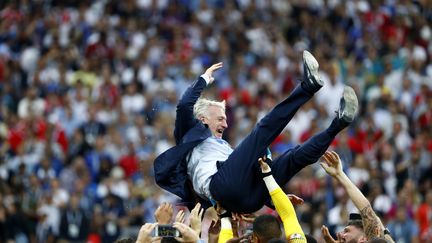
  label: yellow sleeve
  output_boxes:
[218,228,234,243]
[269,187,305,241]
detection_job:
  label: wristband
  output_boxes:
[261,171,272,178]
[218,211,231,219]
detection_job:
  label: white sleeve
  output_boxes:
[200,74,211,85]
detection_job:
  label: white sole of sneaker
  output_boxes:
[303,50,323,86]
[342,86,358,121]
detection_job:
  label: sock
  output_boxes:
[300,79,321,95]
[326,117,348,137]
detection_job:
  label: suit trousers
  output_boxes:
[209,84,343,213]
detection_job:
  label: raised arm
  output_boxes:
[320,151,394,242]
[174,62,223,144]
[258,157,306,241]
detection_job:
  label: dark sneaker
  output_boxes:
[303,50,324,91]
[338,86,358,123]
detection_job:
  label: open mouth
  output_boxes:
[215,128,224,137]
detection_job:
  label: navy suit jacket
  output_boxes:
[153,77,213,208]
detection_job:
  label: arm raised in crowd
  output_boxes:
[154,202,174,224]
[189,203,204,236]
[175,209,186,224]
[258,157,306,242]
[320,151,394,243]
[174,62,223,143]
[136,223,160,243]
[173,222,202,243]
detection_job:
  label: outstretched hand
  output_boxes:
[173,222,200,242]
[287,194,304,205]
[189,203,204,235]
[321,225,339,243]
[204,62,223,84]
[175,209,185,224]
[154,202,173,224]
[258,156,271,173]
[320,151,343,178]
[232,212,256,223]
[136,223,160,243]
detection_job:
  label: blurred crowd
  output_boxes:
[0,0,431,242]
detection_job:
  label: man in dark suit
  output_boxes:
[154,51,358,213]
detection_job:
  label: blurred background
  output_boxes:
[0,0,431,242]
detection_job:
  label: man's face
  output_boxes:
[339,225,366,243]
[201,105,227,138]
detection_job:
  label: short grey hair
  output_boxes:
[193,98,226,119]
